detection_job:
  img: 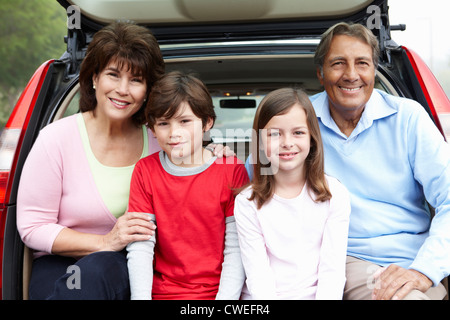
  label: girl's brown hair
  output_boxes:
[248,87,331,209]
[145,71,216,129]
[79,22,165,126]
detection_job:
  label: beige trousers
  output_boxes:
[344,256,447,300]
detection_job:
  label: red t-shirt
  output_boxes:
[128,152,249,300]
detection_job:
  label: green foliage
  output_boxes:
[0,0,67,128]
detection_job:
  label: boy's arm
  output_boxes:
[126,161,157,300]
[216,216,246,300]
[127,213,156,300]
[216,162,249,299]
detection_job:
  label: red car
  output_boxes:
[1,0,449,299]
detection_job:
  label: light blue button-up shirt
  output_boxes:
[310,89,450,285]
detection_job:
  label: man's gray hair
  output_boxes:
[314,22,380,72]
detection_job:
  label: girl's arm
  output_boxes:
[315,180,351,300]
[234,193,278,300]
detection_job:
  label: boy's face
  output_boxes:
[152,101,213,167]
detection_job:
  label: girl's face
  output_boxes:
[92,61,147,124]
[152,101,213,167]
[261,103,311,176]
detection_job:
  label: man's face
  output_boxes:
[317,34,376,116]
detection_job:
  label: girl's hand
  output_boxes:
[101,212,156,251]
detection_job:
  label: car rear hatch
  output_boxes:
[62,0,443,112]
[59,0,409,146]
[60,0,448,135]
[61,0,391,50]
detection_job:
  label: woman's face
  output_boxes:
[92,61,147,123]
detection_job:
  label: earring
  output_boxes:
[93,84,96,90]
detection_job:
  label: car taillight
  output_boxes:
[0,60,53,206]
[0,129,21,207]
[403,46,450,140]
[0,60,53,299]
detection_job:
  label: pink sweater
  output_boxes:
[16,114,161,257]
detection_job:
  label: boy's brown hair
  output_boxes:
[146,71,216,129]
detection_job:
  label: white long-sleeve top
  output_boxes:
[234,175,351,300]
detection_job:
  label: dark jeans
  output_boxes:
[29,251,130,300]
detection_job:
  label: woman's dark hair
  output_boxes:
[79,22,165,126]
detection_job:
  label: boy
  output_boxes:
[126,71,249,300]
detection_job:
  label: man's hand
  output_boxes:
[372,264,432,300]
[206,143,235,158]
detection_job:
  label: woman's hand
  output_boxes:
[51,212,156,258]
[101,212,156,252]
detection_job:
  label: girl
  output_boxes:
[234,88,351,300]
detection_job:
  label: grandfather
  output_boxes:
[311,22,450,300]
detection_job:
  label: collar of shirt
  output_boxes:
[311,89,398,139]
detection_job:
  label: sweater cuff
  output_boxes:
[409,260,444,287]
